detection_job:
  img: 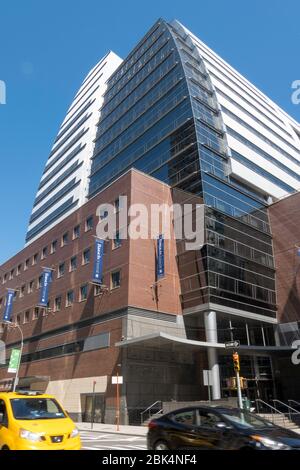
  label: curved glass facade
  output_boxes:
[88,19,277,318]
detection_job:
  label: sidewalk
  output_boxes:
[77,422,148,436]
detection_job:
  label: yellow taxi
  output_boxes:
[0,390,81,450]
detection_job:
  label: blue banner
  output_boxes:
[93,239,105,283]
[157,235,165,279]
[3,289,15,322]
[38,268,53,307]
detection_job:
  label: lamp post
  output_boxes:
[1,321,24,392]
[115,363,122,432]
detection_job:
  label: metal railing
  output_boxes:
[255,399,287,427]
[140,400,163,425]
[288,399,300,409]
[272,399,300,422]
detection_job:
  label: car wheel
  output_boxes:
[154,440,170,450]
[2,446,10,450]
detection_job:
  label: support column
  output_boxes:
[204,311,221,400]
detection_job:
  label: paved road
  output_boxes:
[80,430,147,450]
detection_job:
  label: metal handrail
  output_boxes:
[272,399,300,422]
[255,399,287,426]
[140,401,163,425]
[288,399,300,409]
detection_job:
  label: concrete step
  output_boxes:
[142,412,164,426]
[258,413,300,431]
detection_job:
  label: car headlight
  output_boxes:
[70,427,79,438]
[19,428,43,442]
[251,435,291,450]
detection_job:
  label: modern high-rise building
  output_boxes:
[1,19,299,423]
[88,18,300,400]
[26,51,122,245]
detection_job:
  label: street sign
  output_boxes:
[203,369,213,386]
[225,340,240,349]
[112,376,123,385]
[8,349,21,374]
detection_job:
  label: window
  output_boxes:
[28,281,34,294]
[198,410,222,429]
[24,311,30,324]
[99,209,108,220]
[9,270,14,280]
[3,274,7,283]
[82,248,91,265]
[113,231,122,249]
[54,296,62,312]
[17,264,22,275]
[114,197,120,213]
[172,410,197,427]
[41,247,48,259]
[94,284,104,295]
[111,270,121,289]
[0,400,8,428]
[70,256,77,272]
[61,232,69,246]
[85,216,93,231]
[58,263,65,278]
[43,301,51,316]
[24,259,30,270]
[38,275,43,289]
[32,253,38,265]
[20,285,25,298]
[51,240,57,254]
[73,225,80,239]
[66,290,74,307]
[0,297,2,308]
[80,284,88,301]
[33,307,39,320]
[16,314,21,325]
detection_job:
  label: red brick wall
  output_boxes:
[269,192,300,323]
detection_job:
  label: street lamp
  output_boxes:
[1,321,24,392]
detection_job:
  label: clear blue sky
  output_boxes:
[0,0,299,264]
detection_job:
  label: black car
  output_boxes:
[147,406,300,450]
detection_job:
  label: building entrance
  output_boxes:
[81,393,105,423]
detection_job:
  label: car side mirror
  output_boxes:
[216,422,232,430]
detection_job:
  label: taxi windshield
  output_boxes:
[10,398,66,420]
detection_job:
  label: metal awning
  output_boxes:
[115,332,293,353]
[116,332,225,350]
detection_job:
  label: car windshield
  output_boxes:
[10,398,66,420]
[221,410,275,429]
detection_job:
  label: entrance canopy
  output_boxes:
[115,332,293,354]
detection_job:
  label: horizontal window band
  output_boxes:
[26,198,79,242]
[29,180,80,223]
[33,162,82,207]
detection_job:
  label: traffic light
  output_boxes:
[232,352,240,372]
[227,376,247,390]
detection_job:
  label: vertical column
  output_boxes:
[204,311,221,400]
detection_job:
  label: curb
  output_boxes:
[78,427,147,437]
